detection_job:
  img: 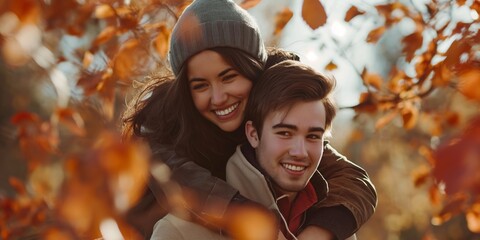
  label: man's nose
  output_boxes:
[289,138,308,159]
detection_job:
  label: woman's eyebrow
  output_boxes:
[218,68,234,77]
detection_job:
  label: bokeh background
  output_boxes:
[1,0,480,239]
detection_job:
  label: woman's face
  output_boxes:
[187,50,252,132]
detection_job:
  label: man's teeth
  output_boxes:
[282,163,305,172]
[215,103,239,116]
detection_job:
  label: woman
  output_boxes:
[123,0,377,239]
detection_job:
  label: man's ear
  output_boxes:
[245,121,259,148]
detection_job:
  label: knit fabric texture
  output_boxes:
[168,0,267,76]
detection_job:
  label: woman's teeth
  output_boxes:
[215,103,239,116]
[283,163,306,172]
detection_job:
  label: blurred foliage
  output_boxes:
[0,0,479,239]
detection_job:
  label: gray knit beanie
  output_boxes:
[168,0,267,76]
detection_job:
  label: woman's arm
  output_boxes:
[305,142,377,239]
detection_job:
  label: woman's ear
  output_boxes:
[245,121,259,148]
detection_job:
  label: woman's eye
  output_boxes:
[223,74,238,82]
[191,83,208,90]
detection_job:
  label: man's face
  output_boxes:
[246,100,327,197]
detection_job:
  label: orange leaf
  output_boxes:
[402,31,423,62]
[432,62,452,87]
[82,51,94,69]
[240,0,261,9]
[153,25,171,58]
[375,110,398,130]
[466,203,480,233]
[401,104,419,129]
[94,4,115,19]
[274,8,293,35]
[345,6,364,22]
[456,0,467,6]
[362,70,383,90]
[366,26,386,43]
[355,92,378,113]
[93,26,117,47]
[444,39,469,69]
[411,164,431,187]
[325,61,337,71]
[302,0,327,30]
[113,39,150,81]
[457,69,480,101]
[54,108,86,136]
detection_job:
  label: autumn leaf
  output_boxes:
[412,164,431,187]
[82,51,94,69]
[240,0,261,9]
[401,103,419,129]
[366,26,386,43]
[325,61,337,71]
[94,4,116,19]
[444,39,469,69]
[354,92,378,113]
[362,70,383,90]
[466,203,480,233]
[375,110,398,130]
[274,8,293,35]
[402,31,423,62]
[457,69,480,101]
[345,6,364,22]
[53,108,86,137]
[302,0,327,30]
[153,24,171,58]
[432,62,452,87]
[93,26,117,47]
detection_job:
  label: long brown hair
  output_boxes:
[122,47,263,178]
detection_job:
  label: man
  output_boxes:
[151,61,357,240]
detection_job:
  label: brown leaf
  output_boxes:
[113,38,150,81]
[345,6,364,22]
[444,39,469,69]
[9,177,27,196]
[325,61,337,71]
[432,62,452,87]
[8,0,42,25]
[302,0,327,30]
[355,92,378,113]
[402,32,423,62]
[82,51,94,69]
[366,26,386,43]
[240,0,261,9]
[457,69,480,101]
[274,8,293,35]
[93,26,117,47]
[456,0,467,6]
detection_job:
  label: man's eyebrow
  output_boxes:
[272,123,325,133]
[309,127,325,133]
[272,123,297,130]
[188,68,234,83]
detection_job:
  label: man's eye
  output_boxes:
[276,131,291,137]
[307,134,322,140]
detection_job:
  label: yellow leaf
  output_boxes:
[345,6,364,22]
[82,51,93,69]
[366,26,386,43]
[274,8,293,35]
[240,0,261,9]
[302,0,327,30]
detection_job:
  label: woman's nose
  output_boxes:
[211,85,228,106]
